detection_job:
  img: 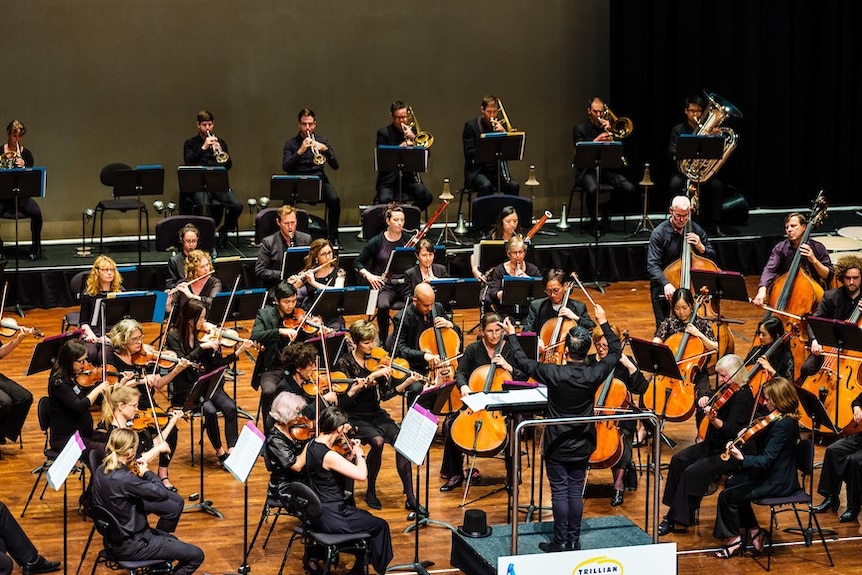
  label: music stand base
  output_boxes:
[387,560,434,575]
[436,224,463,245]
[403,516,456,534]
[183,500,224,519]
[518,503,552,522]
[75,246,93,258]
[459,484,509,508]
[627,216,655,239]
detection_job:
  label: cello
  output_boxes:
[450,338,510,458]
[757,191,829,380]
[643,290,713,422]
[418,305,461,408]
[539,278,577,364]
[589,333,632,469]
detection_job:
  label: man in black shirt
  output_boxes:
[375,101,433,210]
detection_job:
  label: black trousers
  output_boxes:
[186,189,243,235]
[469,173,519,197]
[662,444,741,526]
[110,528,203,575]
[817,433,862,510]
[0,197,43,251]
[377,181,433,211]
[0,374,32,442]
[0,500,38,574]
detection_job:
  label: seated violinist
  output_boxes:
[272,343,336,425]
[250,282,310,430]
[484,236,540,319]
[403,238,448,299]
[264,391,311,504]
[658,355,753,536]
[441,312,527,492]
[166,299,253,466]
[590,325,648,507]
[523,268,596,336]
[743,316,795,388]
[105,319,187,491]
[651,287,717,427]
[334,320,425,512]
[391,283,459,403]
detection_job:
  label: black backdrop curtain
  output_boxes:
[609,0,860,210]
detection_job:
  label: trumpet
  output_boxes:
[206,131,229,164]
[309,133,326,166]
[404,106,433,148]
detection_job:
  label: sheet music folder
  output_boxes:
[476,131,525,164]
[676,134,725,161]
[0,167,46,199]
[270,174,322,204]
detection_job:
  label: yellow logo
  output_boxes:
[572,555,624,575]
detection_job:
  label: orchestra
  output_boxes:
[7,92,862,573]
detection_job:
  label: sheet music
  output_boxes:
[462,388,548,412]
[223,422,265,484]
[366,289,379,316]
[394,404,439,466]
[47,432,85,491]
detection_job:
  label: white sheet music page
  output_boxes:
[394,404,439,466]
[48,432,85,491]
[223,421,266,483]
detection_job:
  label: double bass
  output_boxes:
[450,338,510,457]
[758,191,829,380]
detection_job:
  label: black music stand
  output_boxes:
[477,241,506,274]
[375,145,429,204]
[178,166,232,245]
[182,366,228,519]
[385,246,418,280]
[314,286,372,320]
[500,276,543,323]
[429,278,482,316]
[27,332,82,376]
[573,142,624,293]
[305,331,349,367]
[283,247,312,280]
[690,269,748,386]
[114,165,164,266]
[213,256,246,292]
[477,132,525,195]
[675,135,724,214]
[807,317,862,429]
[0,167,45,317]
[270,174,322,205]
[99,291,164,326]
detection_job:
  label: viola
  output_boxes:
[287,414,315,442]
[696,382,740,443]
[363,347,415,380]
[130,409,172,433]
[131,344,203,371]
[450,338,510,457]
[76,363,135,387]
[199,322,262,351]
[300,370,353,396]
[332,428,357,459]
[720,410,784,461]
[0,317,43,339]
[590,333,632,469]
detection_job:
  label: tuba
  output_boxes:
[678,90,742,183]
[405,106,433,148]
[601,105,634,139]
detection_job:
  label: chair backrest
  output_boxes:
[69,270,89,302]
[100,163,132,188]
[795,438,814,476]
[154,215,217,252]
[471,194,533,234]
[287,481,323,525]
[254,207,311,244]
[91,504,127,545]
[361,204,421,240]
[37,396,51,433]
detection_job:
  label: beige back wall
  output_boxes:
[5,1,608,238]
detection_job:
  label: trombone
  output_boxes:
[206,131,230,164]
[601,105,634,139]
[404,106,433,148]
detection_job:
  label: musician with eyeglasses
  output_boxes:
[462,95,519,196]
[573,97,636,235]
[523,268,596,334]
[375,101,433,210]
[182,110,243,250]
[0,120,43,260]
[166,224,201,290]
[484,236,540,319]
[646,195,716,327]
[283,108,342,246]
[668,96,725,235]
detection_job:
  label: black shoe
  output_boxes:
[28,247,41,261]
[839,508,860,523]
[217,230,229,249]
[23,555,61,575]
[813,495,839,513]
[610,490,624,507]
[405,500,428,517]
[365,494,381,510]
[440,474,463,492]
[657,517,675,536]
[538,540,567,553]
[565,540,581,551]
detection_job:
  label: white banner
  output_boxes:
[498,542,676,575]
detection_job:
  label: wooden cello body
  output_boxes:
[418,305,461,409]
[589,370,629,469]
[451,341,510,457]
[539,281,577,365]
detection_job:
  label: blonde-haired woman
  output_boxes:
[79,255,123,361]
[91,428,203,574]
[169,249,222,310]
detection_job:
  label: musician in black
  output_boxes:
[403,238,448,299]
[812,389,862,523]
[375,101,433,209]
[743,316,795,383]
[798,254,862,378]
[502,304,616,553]
[485,236,540,319]
[264,391,310,503]
[0,120,43,260]
[590,325,648,506]
[646,195,716,327]
[355,205,410,339]
[166,224,201,290]
[440,313,527,492]
[271,343,338,427]
[0,328,31,446]
[255,204,313,291]
[182,110,243,249]
[0,499,60,575]
[462,95,519,196]
[523,268,596,334]
[657,355,753,536]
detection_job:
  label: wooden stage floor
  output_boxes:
[1,278,860,575]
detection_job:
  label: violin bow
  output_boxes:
[571,271,599,308]
[216,276,242,339]
[0,283,7,320]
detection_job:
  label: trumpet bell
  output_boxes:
[215,150,230,164]
[313,154,326,166]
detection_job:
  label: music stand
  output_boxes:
[270,174,322,205]
[500,276,543,321]
[675,135,724,214]
[305,331,349,367]
[114,165,164,266]
[808,317,862,428]
[99,291,164,326]
[281,246,312,281]
[428,278,482,315]
[0,167,45,317]
[477,132,525,195]
[213,256,246,292]
[375,145,429,204]
[574,142,624,293]
[314,286,371,320]
[27,331,82,376]
[182,366,228,518]
[385,246,418,277]
[690,269,748,386]
[178,166,231,245]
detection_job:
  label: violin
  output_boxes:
[76,363,137,387]
[287,414,315,442]
[130,409,173,433]
[282,309,327,335]
[450,338,510,457]
[199,321,262,351]
[300,370,353,396]
[720,410,784,461]
[363,347,415,380]
[332,428,357,459]
[0,317,43,339]
[696,382,740,443]
[131,344,203,371]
